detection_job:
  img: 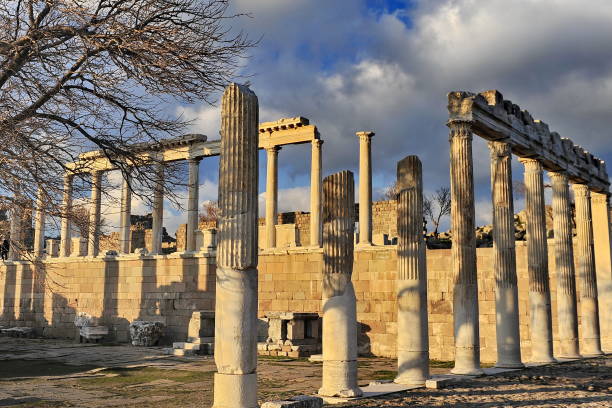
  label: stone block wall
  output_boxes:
[0,254,215,344]
[258,242,585,363]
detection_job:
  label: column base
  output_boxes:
[581,339,603,357]
[394,375,427,386]
[319,360,362,398]
[451,347,483,376]
[494,361,525,369]
[212,373,257,408]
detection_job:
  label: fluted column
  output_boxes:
[186,158,201,252]
[310,139,323,247]
[59,174,74,257]
[265,146,280,249]
[151,165,164,255]
[591,191,612,352]
[87,171,102,257]
[520,158,555,363]
[119,172,132,254]
[8,205,22,261]
[573,184,603,356]
[33,188,46,257]
[549,171,580,358]
[489,141,523,368]
[319,170,362,398]
[395,156,429,385]
[448,121,482,375]
[213,83,259,408]
[357,131,374,246]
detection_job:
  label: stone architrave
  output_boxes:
[213,83,259,408]
[591,191,612,352]
[310,140,323,247]
[186,158,201,252]
[265,146,280,249]
[520,158,555,363]
[87,171,102,257]
[394,156,429,385]
[59,174,74,257]
[448,120,483,375]
[119,172,132,254]
[33,188,46,257]
[489,141,523,368]
[357,131,374,246]
[572,184,603,356]
[318,170,362,398]
[549,172,580,358]
[151,164,164,255]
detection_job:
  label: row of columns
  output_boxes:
[449,119,608,373]
[263,131,375,250]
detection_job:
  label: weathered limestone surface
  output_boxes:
[129,321,164,346]
[357,131,374,246]
[489,141,523,368]
[572,184,603,356]
[310,140,323,247]
[265,146,280,249]
[448,121,482,375]
[186,159,200,252]
[88,171,102,257]
[59,174,73,257]
[33,189,45,257]
[520,158,554,363]
[119,173,132,254]
[591,192,612,352]
[319,171,362,398]
[151,165,164,255]
[394,156,429,385]
[549,172,580,358]
[213,83,259,408]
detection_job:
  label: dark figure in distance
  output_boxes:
[1,239,9,260]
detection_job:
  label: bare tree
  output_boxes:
[382,181,399,201]
[424,187,451,238]
[199,200,219,225]
[0,0,253,258]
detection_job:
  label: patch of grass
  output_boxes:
[371,370,397,381]
[429,359,454,368]
[77,367,214,388]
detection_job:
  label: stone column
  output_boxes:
[265,146,280,249]
[151,165,164,255]
[591,191,612,352]
[310,139,323,247]
[59,174,74,257]
[186,158,201,252]
[395,156,429,385]
[572,184,603,356]
[8,205,22,261]
[520,158,555,363]
[213,83,259,408]
[87,171,102,257]
[33,188,46,257]
[489,141,523,368]
[448,121,482,375]
[319,170,362,398]
[119,172,132,254]
[357,131,374,246]
[549,171,580,358]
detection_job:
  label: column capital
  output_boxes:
[591,191,609,204]
[187,157,202,164]
[518,157,542,167]
[356,131,375,142]
[265,145,281,154]
[572,183,590,197]
[447,120,472,140]
[547,171,568,181]
[488,140,512,157]
[312,139,324,149]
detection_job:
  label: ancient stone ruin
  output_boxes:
[1,87,611,407]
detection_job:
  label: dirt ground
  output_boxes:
[0,338,610,407]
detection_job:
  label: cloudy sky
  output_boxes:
[99,0,612,236]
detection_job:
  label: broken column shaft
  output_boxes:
[395,156,429,385]
[319,170,362,398]
[213,83,259,408]
[489,141,523,368]
[572,184,603,356]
